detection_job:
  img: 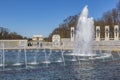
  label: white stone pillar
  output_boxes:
[114,25,119,40]
[71,27,75,42]
[96,26,100,41]
[105,26,109,41]
[52,34,61,47]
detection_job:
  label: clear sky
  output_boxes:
[0,0,119,38]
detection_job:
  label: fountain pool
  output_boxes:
[0,49,119,80]
[0,6,119,80]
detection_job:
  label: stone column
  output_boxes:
[52,34,61,47]
[105,26,109,41]
[96,26,100,41]
[71,27,75,42]
[114,25,119,40]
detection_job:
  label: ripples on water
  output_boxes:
[0,50,120,80]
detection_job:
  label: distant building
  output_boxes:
[32,35,43,41]
[32,35,43,47]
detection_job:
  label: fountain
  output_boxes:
[0,54,2,67]
[73,5,94,57]
[66,6,111,60]
[13,49,22,66]
[28,48,39,65]
[61,48,65,65]
[0,6,112,71]
[42,48,50,67]
[24,47,27,69]
[0,4,120,80]
[2,42,5,71]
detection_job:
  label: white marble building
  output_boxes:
[32,35,43,41]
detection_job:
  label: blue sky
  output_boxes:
[0,0,119,38]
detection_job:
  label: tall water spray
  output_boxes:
[73,6,95,56]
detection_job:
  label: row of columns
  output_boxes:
[96,25,119,41]
[70,25,119,41]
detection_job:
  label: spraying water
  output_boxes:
[73,5,95,56]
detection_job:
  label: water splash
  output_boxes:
[73,5,95,56]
